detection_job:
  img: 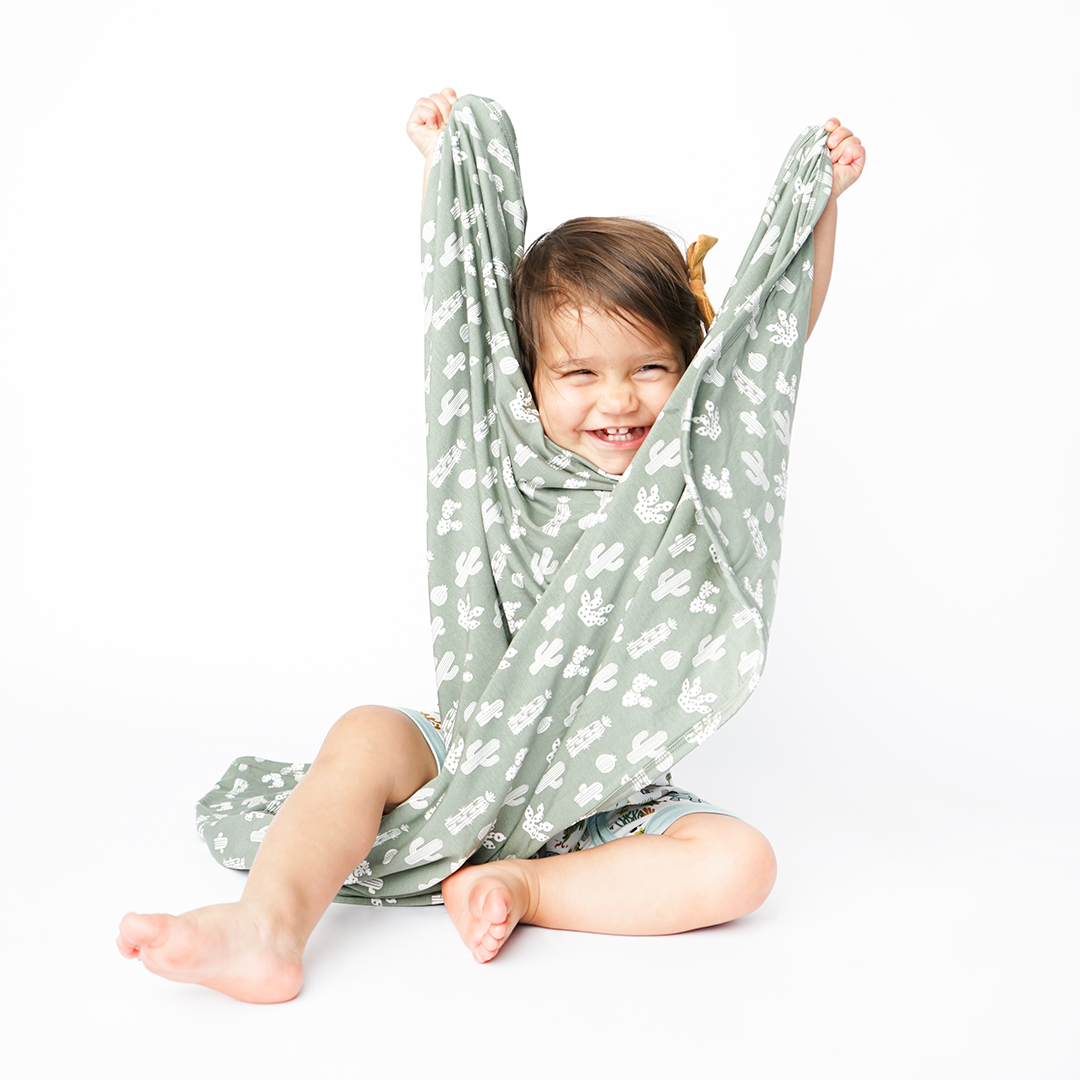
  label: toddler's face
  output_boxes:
[532,306,684,476]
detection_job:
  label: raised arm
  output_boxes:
[806,117,865,339]
[406,87,458,217]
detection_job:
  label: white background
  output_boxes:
[2,2,1077,1076]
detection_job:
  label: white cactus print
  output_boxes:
[622,672,658,708]
[766,309,799,347]
[626,619,678,660]
[578,587,615,627]
[691,400,724,440]
[634,485,675,525]
[562,644,594,679]
[690,580,721,614]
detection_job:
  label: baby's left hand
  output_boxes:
[823,118,865,199]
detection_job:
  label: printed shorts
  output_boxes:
[394,707,732,859]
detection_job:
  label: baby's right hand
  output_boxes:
[407,88,458,159]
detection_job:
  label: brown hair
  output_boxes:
[511,217,706,398]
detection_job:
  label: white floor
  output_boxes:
[8,669,1077,1079]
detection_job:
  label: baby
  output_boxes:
[117,89,865,1002]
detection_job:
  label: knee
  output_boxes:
[327,704,405,744]
[319,705,438,803]
[728,826,777,917]
[679,815,777,924]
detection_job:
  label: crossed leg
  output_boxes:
[440,811,777,963]
[117,706,439,1003]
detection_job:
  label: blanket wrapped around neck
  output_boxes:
[196,96,832,905]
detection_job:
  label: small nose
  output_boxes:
[597,379,638,415]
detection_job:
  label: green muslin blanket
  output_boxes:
[196,96,832,904]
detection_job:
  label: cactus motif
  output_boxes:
[773,458,789,500]
[541,496,572,537]
[645,438,681,474]
[444,736,465,774]
[505,747,527,783]
[455,546,484,587]
[678,676,719,715]
[685,711,725,745]
[692,634,728,666]
[776,370,798,403]
[443,351,466,379]
[461,738,500,774]
[668,533,697,558]
[566,715,613,757]
[652,567,692,601]
[437,498,464,536]
[473,405,497,442]
[501,784,530,809]
[739,650,763,676]
[457,594,484,631]
[434,650,459,688]
[509,386,540,423]
[701,465,733,498]
[742,449,771,491]
[750,223,781,265]
[741,410,767,437]
[586,541,626,579]
[574,782,605,808]
[429,439,467,488]
[587,662,619,694]
[732,364,766,405]
[627,729,669,764]
[521,803,555,842]
[622,672,658,708]
[766,309,799,348]
[541,603,565,631]
[404,836,446,863]
[531,546,559,584]
[691,400,724,440]
[578,490,613,530]
[690,579,721,614]
[431,287,465,331]
[578,587,615,627]
[481,498,503,533]
[733,604,764,630]
[529,637,565,676]
[506,689,553,735]
[444,792,497,837]
[562,644,594,679]
[536,761,565,792]
[626,618,678,659]
[490,543,511,584]
[743,577,764,607]
[634,485,675,525]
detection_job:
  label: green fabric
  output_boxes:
[196,96,832,905]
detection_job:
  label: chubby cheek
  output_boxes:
[534,382,581,442]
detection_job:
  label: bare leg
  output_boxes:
[441,812,776,962]
[117,706,438,1002]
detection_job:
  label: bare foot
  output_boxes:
[117,902,304,1003]
[440,860,537,963]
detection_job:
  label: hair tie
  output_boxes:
[686,234,718,326]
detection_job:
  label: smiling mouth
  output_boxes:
[589,426,648,445]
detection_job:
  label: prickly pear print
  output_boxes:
[197,96,832,905]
